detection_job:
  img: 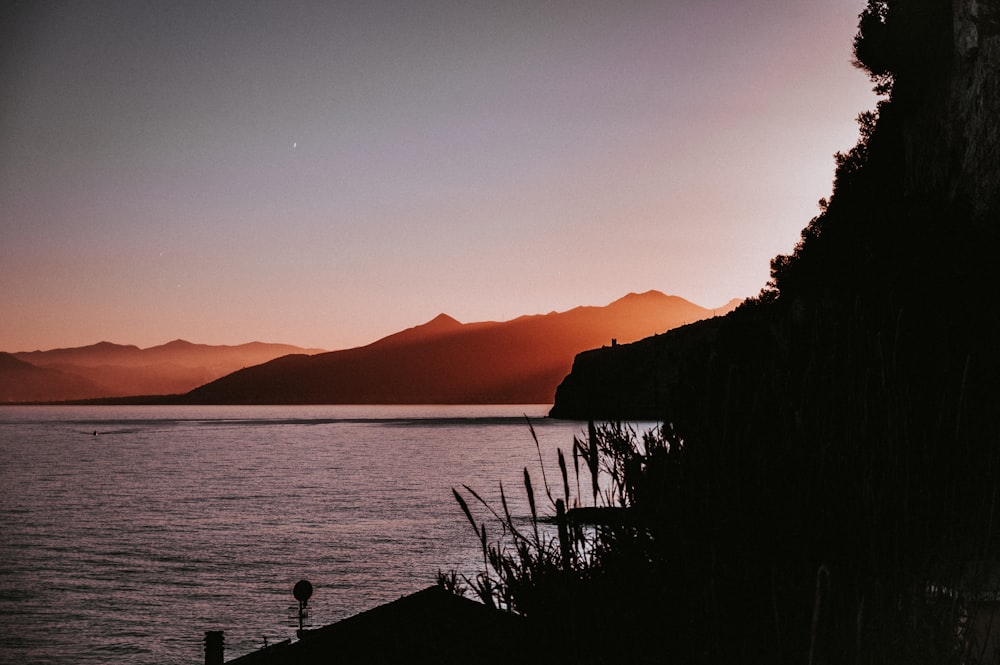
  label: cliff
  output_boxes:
[551,0,1000,421]
[539,4,1000,658]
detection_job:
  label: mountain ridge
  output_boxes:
[0,352,112,403]
[180,291,739,405]
[2,292,739,404]
[3,340,326,402]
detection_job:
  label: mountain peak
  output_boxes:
[426,313,461,328]
[364,312,464,349]
[612,290,671,305]
[89,341,140,351]
[159,339,196,349]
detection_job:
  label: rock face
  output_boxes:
[550,315,729,420]
[551,0,1000,421]
[904,0,1000,221]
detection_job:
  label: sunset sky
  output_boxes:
[1,1,876,352]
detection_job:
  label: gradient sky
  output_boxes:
[1,1,876,352]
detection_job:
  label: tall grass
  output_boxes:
[445,298,999,663]
[442,5,1000,652]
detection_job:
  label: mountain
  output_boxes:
[0,353,110,403]
[5,341,325,402]
[182,292,740,404]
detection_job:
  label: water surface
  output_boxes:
[0,405,585,663]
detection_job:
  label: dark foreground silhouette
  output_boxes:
[214,585,535,665]
[485,1,999,663]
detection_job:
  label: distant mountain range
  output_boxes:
[1,292,739,404]
[1,340,325,403]
[181,291,740,405]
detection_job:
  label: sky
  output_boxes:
[1,0,876,352]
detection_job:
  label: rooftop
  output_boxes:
[219,585,537,664]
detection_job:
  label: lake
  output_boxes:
[0,405,589,664]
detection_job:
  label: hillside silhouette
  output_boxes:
[536,1,1000,661]
[182,292,738,404]
[3,340,324,402]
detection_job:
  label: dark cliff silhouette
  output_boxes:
[180,292,738,404]
[518,0,1000,661]
[553,0,999,422]
[3,340,324,402]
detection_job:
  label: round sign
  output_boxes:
[293,579,313,603]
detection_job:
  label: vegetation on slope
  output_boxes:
[454,1,1000,662]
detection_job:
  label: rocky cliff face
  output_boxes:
[910,0,1000,220]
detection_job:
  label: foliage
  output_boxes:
[453,401,994,663]
[451,421,705,663]
[853,0,893,94]
[447,1,1000,662]
[852,0,955,99]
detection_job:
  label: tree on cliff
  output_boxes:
[464,1,1000,662]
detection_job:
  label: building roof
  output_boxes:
[226,585,537,664]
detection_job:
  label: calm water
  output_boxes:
[0,405,586,664]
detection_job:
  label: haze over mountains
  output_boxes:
[1,340,325,403]
[1,292,739,404]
